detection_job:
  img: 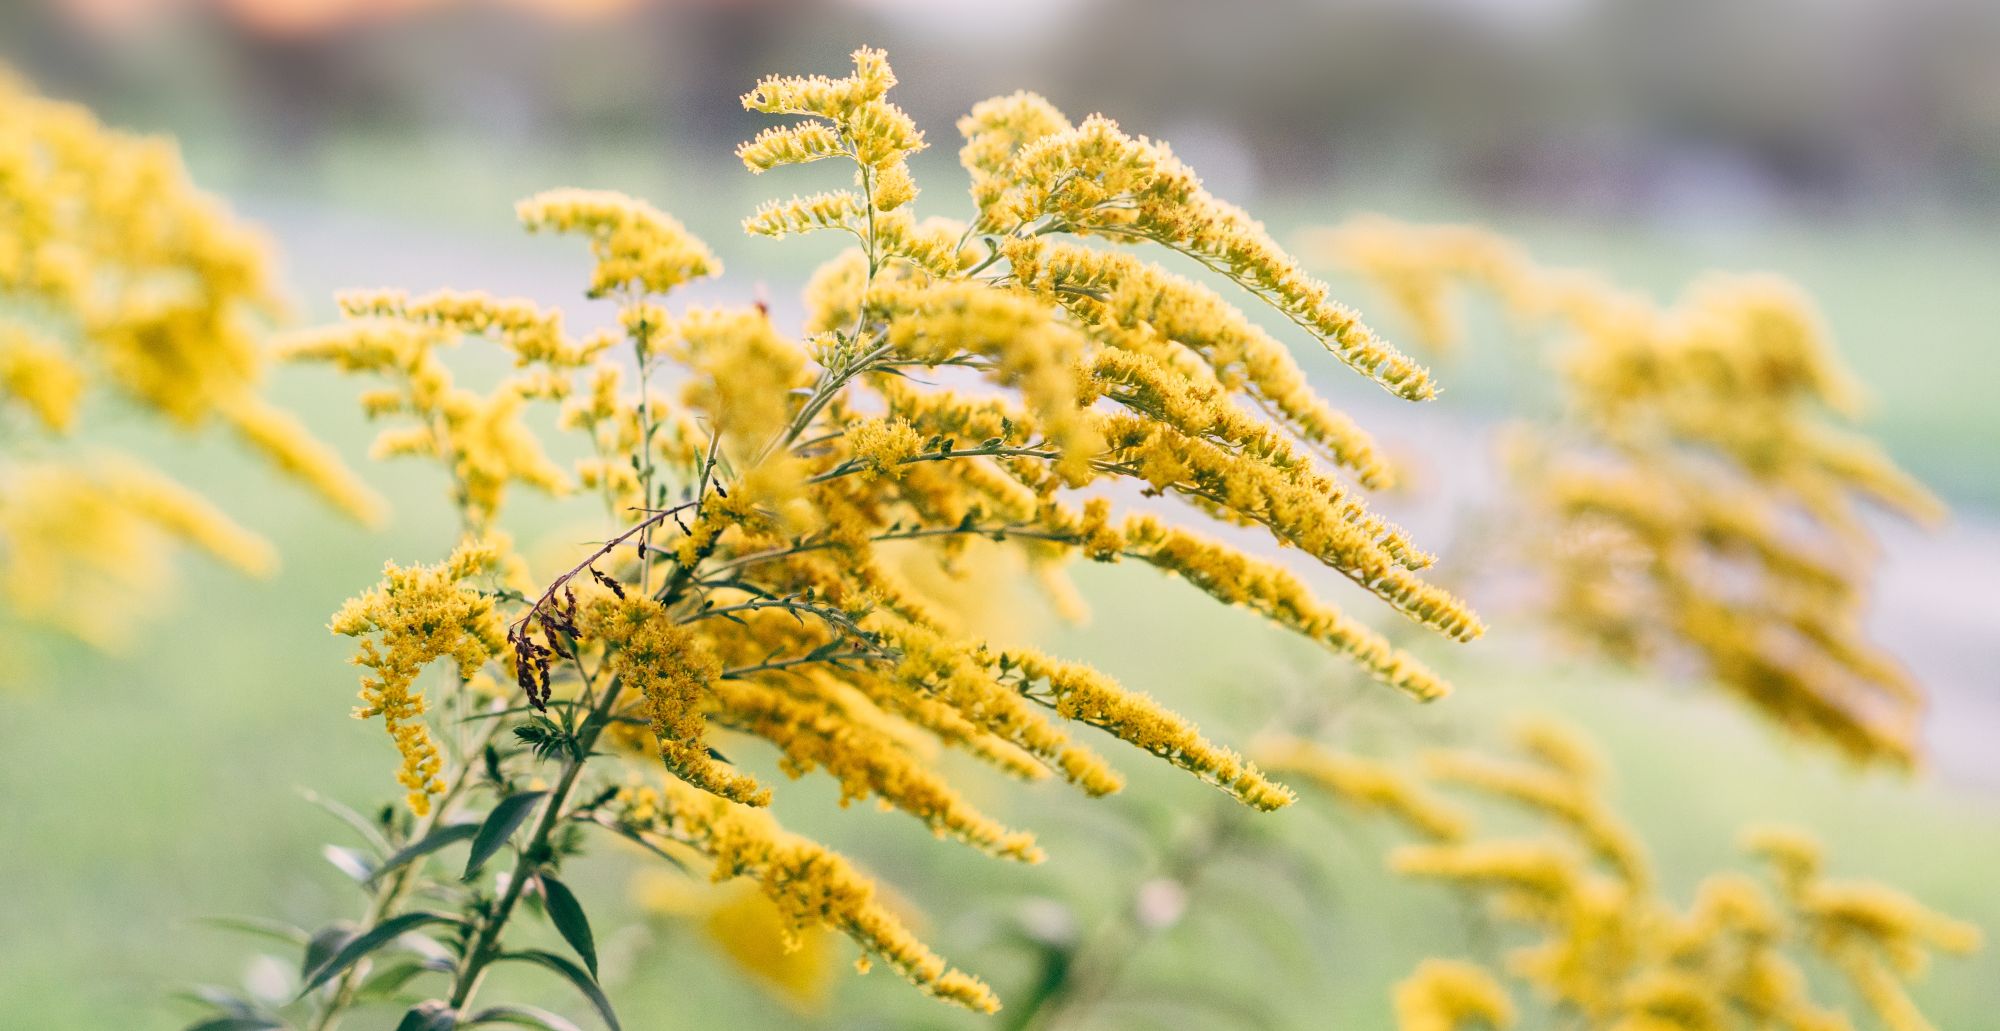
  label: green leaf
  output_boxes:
[182,1019,285,1031]
[298,788,392,854]
[463,792,549,881]
[172,984,257,1015]
[367,823,481,886]
[465,1005,585,1031]
[355,959,433,1000]
[514,717,580,763]
[536,874,597,977]
[395,1001,457,1031]
[322,844,375,883]
[300,924,356,980]
[583,817,688,873]
[299,912,463,995]
[495,950,619,1031]
[199,916,311,948]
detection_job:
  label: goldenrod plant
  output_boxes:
[191,48,1484,1027]
[1307,219,1939,766]
[0,66,381,651]
[1265,721,1981,1031]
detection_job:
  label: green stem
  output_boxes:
[308,713,505,1031]
[443,674,629,1012]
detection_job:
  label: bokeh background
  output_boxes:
[3,1,1997,1027]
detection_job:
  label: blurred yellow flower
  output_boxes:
[1,63,379,649]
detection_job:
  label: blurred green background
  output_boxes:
[3,1,1997,1027]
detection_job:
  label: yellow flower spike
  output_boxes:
[1422,748,1650,891]
[744,190,869,239]
[711,678,1043,862]
[518,188,721,298]
[1800,880,1984,969]
[1011,649,1295,810]
[992,114,1436,400]
[870,614,1126,798]
[740,48,925,219]
[1390,839,1583,907]
[585,595,769,807]
[1256,736,1468,840]
[617,778,1001,1013]
[1069,508,1464,699]
[871,211,973,277]
[1740,824,1826,892]
[1509,716,1606,786]
[737,121,846,173]
[957,91,1074,230]
[0,325,85,431]
[1302,216,1529,355]
[100,456,279,579]
[1682,872,1783,943]
[1616,969,1728,1031]
[846,100,925,172]
[1010,235,1400,489]
[676,306,812,453]
[220,395,388,526]
[0,457,277,650]
[330,537,508,813]
[877,278,1100,476]
[1393,958,1515,1031]
[741,45,895,119]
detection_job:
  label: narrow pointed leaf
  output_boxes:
[535,875,597,977]
[172,985,259,1017]
[395,1002,457,1031]
[466,1005,585,1031]
[495,950,619,1031]
[463,792,549,881]
[367,823,481,885]
[300,924,356,980]
[183,1019,285,1031]
[322,845,375,883]
[299,788,392,854]
[356,960,431,1000]
[300,912,462,994]
[583,816,689,873]
[199,916,311,948]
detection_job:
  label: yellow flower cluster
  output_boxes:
[632,870,838,1014]
[965,107,1436,401]
[1258,735,1468,840]
[741,46,923,215]
[584,594,769,806]
[304,48,1482,1011]
[0,457,275,649]
[328,538,507,814]
[1278,720,1980,1030]
[518,188,721,298]
[282,289,592,529]
[1394,958,1516,1031]
[615,778,1000,1012]
[0,65,380,646]
[1309,217,1938,766]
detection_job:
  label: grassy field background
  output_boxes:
[3,143,1997,1028]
